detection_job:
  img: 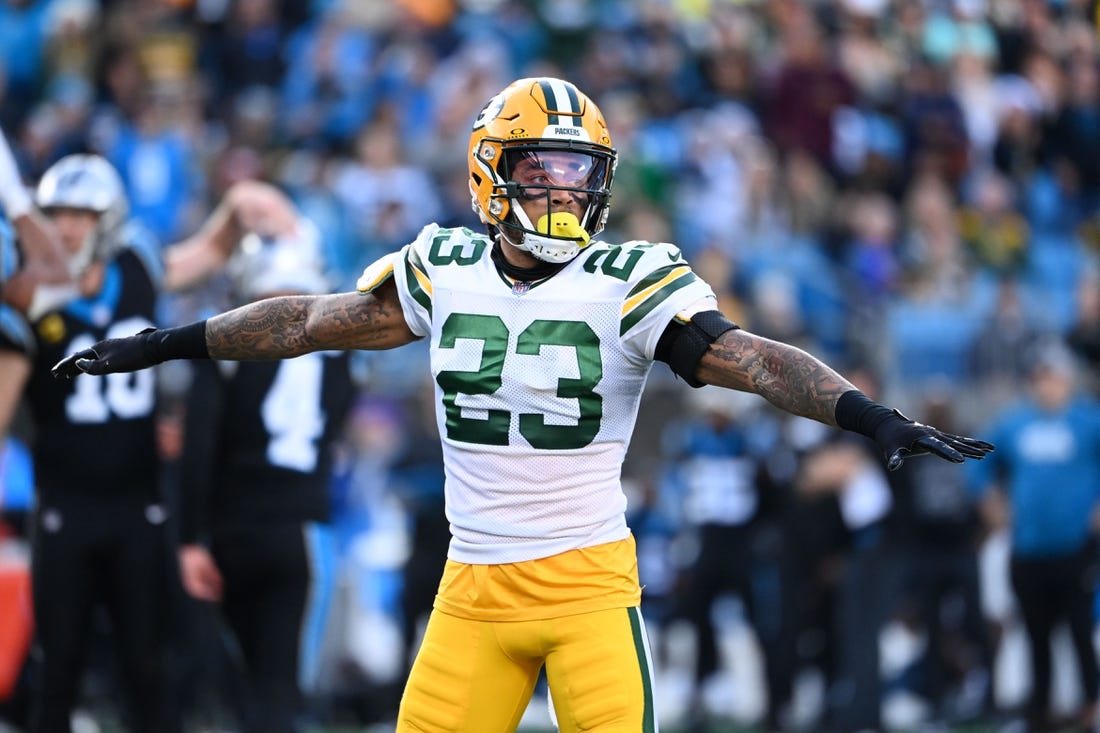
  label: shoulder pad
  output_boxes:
[576,238,686,278]
[411,222,442,249]
[579,239,691,287]
[356,251,399,293]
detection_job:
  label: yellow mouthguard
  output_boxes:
[536,212,590,244]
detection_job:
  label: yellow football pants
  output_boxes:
[396,605,657,732]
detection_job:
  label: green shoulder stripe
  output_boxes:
[620,265,698,336]
[404,247,433,315]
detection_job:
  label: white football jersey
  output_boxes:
[358,224,717,564]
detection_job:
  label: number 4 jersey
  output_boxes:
[0,225,163,503]
[357,225,716,564]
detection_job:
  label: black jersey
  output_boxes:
[0,225,164,502]
[179,352,355,540]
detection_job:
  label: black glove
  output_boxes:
[835,390,994,471]
[872,408,995,471]
[52,320,210,379]
[52,327,162,378]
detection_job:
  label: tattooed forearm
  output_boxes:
[207,296,314,358]
[205,282,417,360]
[695,330,856,426]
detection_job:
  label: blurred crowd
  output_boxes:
[1,0,1100,731]
[1,0,1099,396]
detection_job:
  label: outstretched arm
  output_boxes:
[693,327,993,470]
[204,281,415,358]
[696,328,855,426]
[52,278,418,377]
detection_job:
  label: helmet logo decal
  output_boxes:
[473,93,506,130]
[537,79,582,127]
[57,169,89,191]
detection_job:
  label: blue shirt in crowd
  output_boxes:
[968,397,1100,558]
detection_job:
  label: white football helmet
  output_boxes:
[35,154,129,275]
[228,217,329,301]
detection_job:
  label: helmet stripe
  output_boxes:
[538,79,561,125]
[538,78,583,127]
[562,83,582,126]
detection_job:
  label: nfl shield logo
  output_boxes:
[512,280,531,296]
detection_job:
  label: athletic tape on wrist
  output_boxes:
[146,320,210,363]
[834,390,901,438]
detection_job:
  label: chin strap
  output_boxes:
[490,238,567,281]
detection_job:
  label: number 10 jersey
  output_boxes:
[358,225,716,564]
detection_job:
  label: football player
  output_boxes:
[0,154,179,733]
[53,78,994,733]
[0,145,301,732]
[176,220,354,733]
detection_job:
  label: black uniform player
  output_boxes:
[176,221,354,733]
[0,154,179,733]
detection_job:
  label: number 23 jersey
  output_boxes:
[358,225,716,564]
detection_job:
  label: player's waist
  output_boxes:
[433,535,641,621]
[446,511,631,565]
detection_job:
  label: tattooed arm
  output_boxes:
[692,327,994,469]
[51,279,418,378]
[694,328,856,426]
[206,279,417,359]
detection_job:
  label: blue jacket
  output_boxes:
[969,397,1100,558]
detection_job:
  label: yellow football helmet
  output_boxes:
[468,77,616,263]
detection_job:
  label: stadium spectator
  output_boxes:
[1066,270,1100,394]
[792,365,896,733]
[969,342,1100,732]
[0,152,181,733]
[0,121,302,731]
[884,390,995,727]
[386,384,447,695]
[176,218,354,733]
[660,386,794,731]
[764,8,856,177]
